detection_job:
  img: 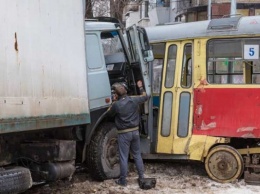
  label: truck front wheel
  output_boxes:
[86,122,120,180]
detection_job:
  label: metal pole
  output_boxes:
[208,0,211,20]
[230,0,237,16]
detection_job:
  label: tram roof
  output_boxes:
[145,15,260,43]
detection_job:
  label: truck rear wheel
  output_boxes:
[205,145,244,183]
[86,122,120,180]
[0,166,32,194]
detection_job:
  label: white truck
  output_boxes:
[0,0,89,193]
[0,1,153,193]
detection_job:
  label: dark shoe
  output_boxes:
[115,179,127,186]
[137,178,144,186]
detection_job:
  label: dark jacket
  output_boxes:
[108,89,149,131]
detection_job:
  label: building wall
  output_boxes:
[125,11,140,27]
[181,0,260,22]
[191,0,260,6]
[125,0,260,28]
[212,3,231,18]
[125,0,173,27]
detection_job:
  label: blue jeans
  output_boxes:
[118,130,144,181]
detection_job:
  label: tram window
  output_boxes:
[151,43,165,94]
[252,61,260,83]
[181,44,192,88]
[153,59,163,94]
[161,92,173,137]
[177,92,190,138]
[207,59,243,84]
[165,45,177,88]
[207,38,260,84]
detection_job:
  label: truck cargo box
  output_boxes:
[0,0,89,134]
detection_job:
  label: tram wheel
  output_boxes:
[205,145,244,183]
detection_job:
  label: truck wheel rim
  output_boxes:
[105,138,119,168]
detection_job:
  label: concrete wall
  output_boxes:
[125,0,176,27]
[192,0,260,6]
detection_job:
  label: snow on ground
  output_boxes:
[25,161,260,194]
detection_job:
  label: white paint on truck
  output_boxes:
[0,1,89,124]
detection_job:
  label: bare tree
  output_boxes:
[110,0,130,22]
[85,0,132,22]
[85,0,94,18]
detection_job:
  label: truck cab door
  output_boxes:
[85,32,112,110]
[126,25,153,97]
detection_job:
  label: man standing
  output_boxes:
[108,80,149,186]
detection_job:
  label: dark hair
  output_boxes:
[113,83,127,96]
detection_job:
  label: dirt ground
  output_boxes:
[24,161,260,194]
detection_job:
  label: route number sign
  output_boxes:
[244,45,259,59]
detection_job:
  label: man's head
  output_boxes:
[112,82,127,97]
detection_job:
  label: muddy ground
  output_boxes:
[24,161,260,194]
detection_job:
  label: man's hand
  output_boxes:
[137,80,146,97]
[137,80,143,88]
[112,93,118,101]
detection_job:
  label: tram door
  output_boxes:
[156,41,194,154]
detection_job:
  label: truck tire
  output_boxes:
[0,167,32,194]
[86,122,120,180]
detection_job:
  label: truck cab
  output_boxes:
[83,18,154,180]
[85,18,152,110]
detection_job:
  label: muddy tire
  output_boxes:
[0,166,32,194]
[86,122,120,180]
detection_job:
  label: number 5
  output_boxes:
[249,48,255,56]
